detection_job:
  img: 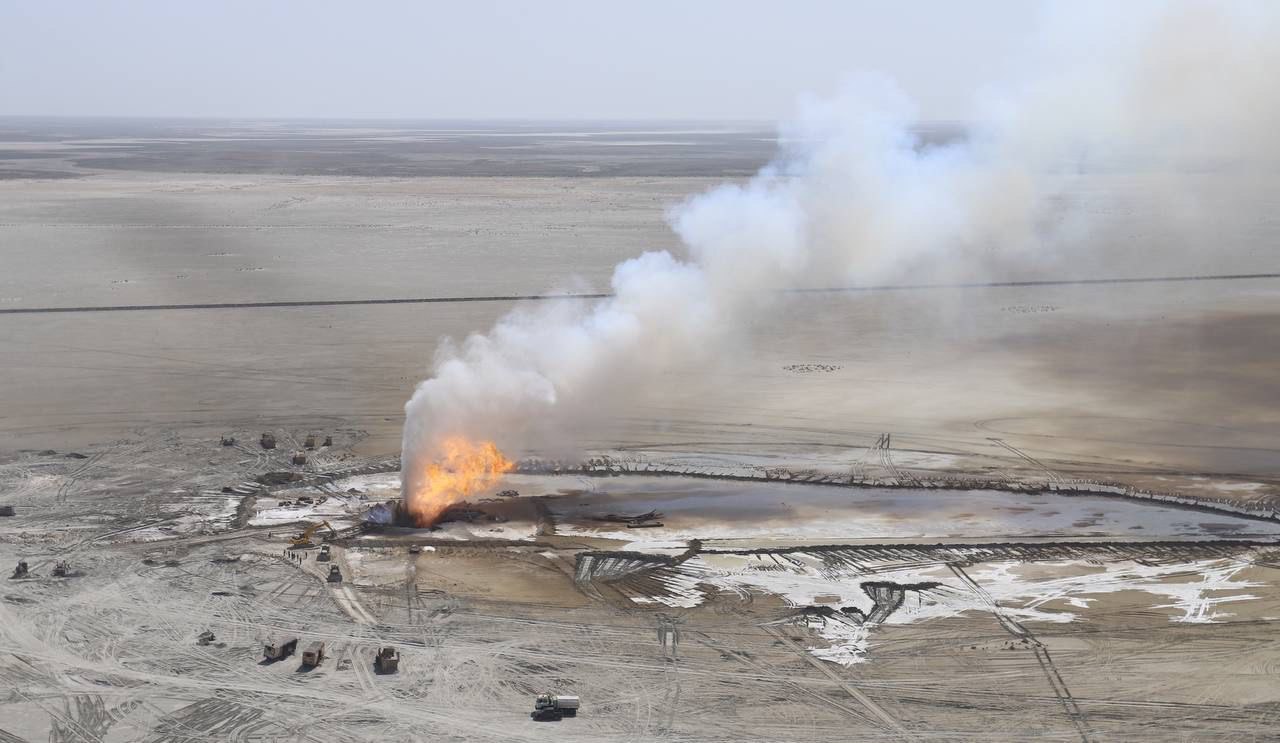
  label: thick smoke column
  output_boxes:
[402,1,1278,518]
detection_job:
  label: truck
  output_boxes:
[327,565,342,583]
[263,637,298,661]
[374,646,399,674]
[531,694,579,721]
[316,545,331,562]
[301,641,325,667]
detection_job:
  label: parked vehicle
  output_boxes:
[375,646,399,674]
[263,637,298,661]
[302,641,325,667]
[531,694,579,721]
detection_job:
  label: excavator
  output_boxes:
[289,520,337,548]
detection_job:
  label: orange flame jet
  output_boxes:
[404,436,514,526]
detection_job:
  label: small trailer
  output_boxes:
[263,637,298,661]
[375,646,400,674]
[301,641,325,668]
[531,694,580,721]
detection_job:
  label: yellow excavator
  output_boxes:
[289,520,337,548]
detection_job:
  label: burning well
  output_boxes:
[401,436,514,526]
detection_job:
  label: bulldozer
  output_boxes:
[289,520,337,548]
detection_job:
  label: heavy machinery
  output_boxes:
[374,646,400,674]
[301,641,325,668]
[316,545,331,562]
[263,637,298,661]
[10,560,28,579]
[289,520,336,548]
[531,694,579,721]
[52,561,70,577]
[327,565,343,583]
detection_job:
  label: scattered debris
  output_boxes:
[782,363,842,374]
[255,471,302,486]
[260,433,277,450]
[497,489,520,498]
[375,646,400,673]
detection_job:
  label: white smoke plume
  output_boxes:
[402,1,1279,505]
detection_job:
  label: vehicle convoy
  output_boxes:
[375,646,400,673]
[302,641,325,667]
[531,694,580,721]
[263,637,299,661]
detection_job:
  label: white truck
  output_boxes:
[263,637,298,661]
[301,641,326,668]
[531,694,580,721]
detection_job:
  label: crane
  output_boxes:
[289,520,337,548]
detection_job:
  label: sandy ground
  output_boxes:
[2,122,1280,740]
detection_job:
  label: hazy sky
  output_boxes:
[1,0,1045,120]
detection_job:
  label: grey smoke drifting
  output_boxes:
[402,1,1278,505]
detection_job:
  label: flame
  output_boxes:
[404,436,514,526]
